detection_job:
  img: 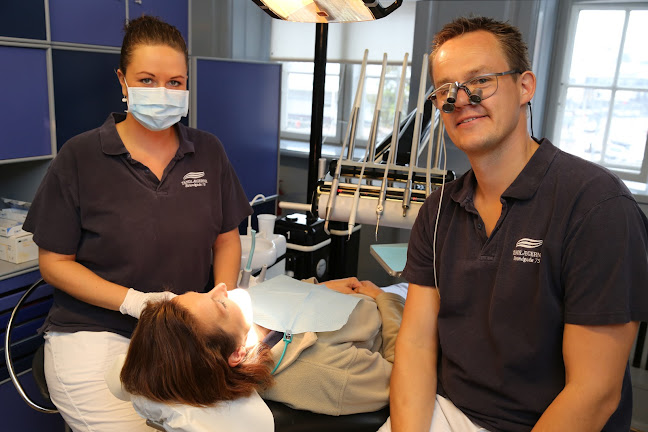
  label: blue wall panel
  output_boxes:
[52,49,123,150]
[0,47,51,160]
[129,0,189,44]
[196,59,280,201]
[50,0,125,47]
[0,0,46,40]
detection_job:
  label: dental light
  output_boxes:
[251,0,402,23]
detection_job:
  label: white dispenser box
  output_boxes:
[0,232,38,263]
[0,218,25,237]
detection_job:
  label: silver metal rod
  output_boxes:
[367,54,388,163]
[376,52,408,239]
[426,103,436,197]
[349,53,388,238]
[403,53,429,216]
[324,49,369,233]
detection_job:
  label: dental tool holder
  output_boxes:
[316,162,452,229]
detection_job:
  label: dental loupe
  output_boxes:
[441,84,483,113]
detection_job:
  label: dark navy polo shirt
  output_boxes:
[403,139,648,432]
[24,113,252,338]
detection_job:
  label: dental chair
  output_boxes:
[265,400,389,432]
[144,400,389,432]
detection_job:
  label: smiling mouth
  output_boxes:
[457,116,486,126]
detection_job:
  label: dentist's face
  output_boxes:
[175,284,250,345]
[432,31,523,157]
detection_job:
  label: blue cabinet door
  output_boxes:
[52,49,123,150]
[0,47,52,161]
[0,0,46,40]
[50,0,126,47]
[129,0,189,44]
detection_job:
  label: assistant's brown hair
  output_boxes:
[120,298,274,407]
[430,16,531,81]
[119,15,188,75]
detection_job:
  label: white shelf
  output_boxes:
[0,259,39,281]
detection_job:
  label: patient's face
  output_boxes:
[175,284,250,345]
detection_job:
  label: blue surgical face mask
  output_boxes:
[123,79,189,132]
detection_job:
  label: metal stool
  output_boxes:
[4,277,71,431]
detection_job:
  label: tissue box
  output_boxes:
[0,218,25,237]
[0,233,38,264]
[0,208,28,223]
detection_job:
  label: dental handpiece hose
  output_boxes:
[324,49,368,234]
[239,230,256,288]
[348,53,388,239]
[376,52,408,239]
[403,53,429,217]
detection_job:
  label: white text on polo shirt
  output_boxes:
[512,238,543,264]
[182,171,208,188]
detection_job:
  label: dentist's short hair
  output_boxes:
[429,16,531,81]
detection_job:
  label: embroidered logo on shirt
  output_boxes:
[512,238,542,264]
[181,171,208,188]
[515,238,543,248]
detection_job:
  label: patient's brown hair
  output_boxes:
[120,299,274,406]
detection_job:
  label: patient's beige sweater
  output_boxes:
[261,292,404,415]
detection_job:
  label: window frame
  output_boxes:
[549,1,648,183]
[279,61,348,145]
[278,60,412,156]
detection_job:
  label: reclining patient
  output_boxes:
[105,278,404,431]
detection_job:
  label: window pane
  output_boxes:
[604,90,648,169]
[281,61,341,137]
[569,10,625,86]
[558,87,611,163]
[355,64,410,147]
[618,11,648,89]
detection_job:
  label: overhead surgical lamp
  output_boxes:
[252,0,402,23]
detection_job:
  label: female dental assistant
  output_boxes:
[22,16,251,432]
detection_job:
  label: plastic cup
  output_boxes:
[257,214,276,238]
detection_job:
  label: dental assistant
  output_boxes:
[23,16,251,432]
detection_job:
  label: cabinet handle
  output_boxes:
[134,0,142,4]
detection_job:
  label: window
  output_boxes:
[280,62,342,140]
[280,60,411,151]
[552,4,648,183]
[354,63,411,146]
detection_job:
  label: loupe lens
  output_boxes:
[469,88,483,104]
[442,102,455,113]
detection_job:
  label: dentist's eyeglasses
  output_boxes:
[429,69,523,113]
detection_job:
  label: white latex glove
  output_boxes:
[119,288,177,319]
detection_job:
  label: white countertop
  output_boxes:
[0,259,39,282]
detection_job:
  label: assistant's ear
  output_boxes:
[519,70,536,105]
[228,346,246,367]
[115,69,127,101]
